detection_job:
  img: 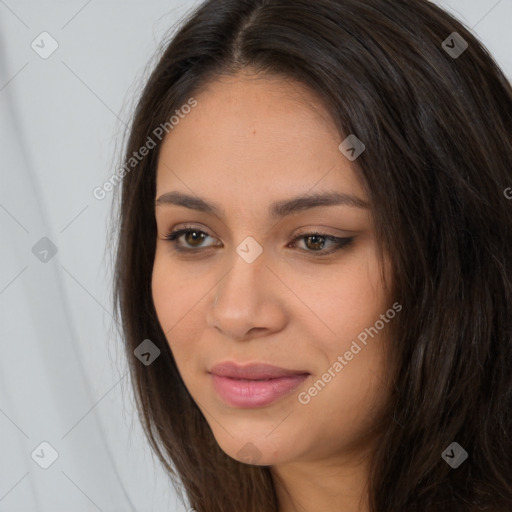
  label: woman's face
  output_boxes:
[152,71,395,467]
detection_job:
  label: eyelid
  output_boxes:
[163,222,354,240]
[161,224,355,256]
[163,225,219,251]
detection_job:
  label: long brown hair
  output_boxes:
[111,0,512,510]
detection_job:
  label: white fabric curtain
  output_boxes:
[0,1,509,511]
[0,1,194,510]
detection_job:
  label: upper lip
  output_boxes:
[209,362,310,380]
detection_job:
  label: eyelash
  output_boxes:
[163,225,355,256]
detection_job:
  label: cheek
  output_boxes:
[151,254,209,370]
[294,246,387,343]
[151,257,174,330]
[152,257,188,350]
[151,252,201,330]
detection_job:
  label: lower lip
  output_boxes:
[211,373,309,408]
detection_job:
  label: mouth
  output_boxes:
[209,362,310,408]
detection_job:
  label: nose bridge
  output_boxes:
[216,240,267,307]
[207,240,281,339]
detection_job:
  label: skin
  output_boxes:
[152,70,395,512]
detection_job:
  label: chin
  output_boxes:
[210,427,299,466]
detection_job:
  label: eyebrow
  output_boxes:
[155,190,370,219]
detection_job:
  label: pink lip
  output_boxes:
[209,362,310,408]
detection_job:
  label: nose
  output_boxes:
[206,251,287,341]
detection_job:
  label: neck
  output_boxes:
[271,448,372,512]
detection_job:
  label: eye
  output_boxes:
[162,226,355,256]
[288,232,355,254]
[164,226,219,251]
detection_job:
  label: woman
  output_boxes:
[112,0,512,510]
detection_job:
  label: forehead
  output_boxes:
[155,73,365,208]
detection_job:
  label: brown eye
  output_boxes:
[290,232,355,255]
[183,230,207,247]
[164,227,216,251]
[304,235,327,251]
[164,227,354,256]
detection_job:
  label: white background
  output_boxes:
[0,1,510,511]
